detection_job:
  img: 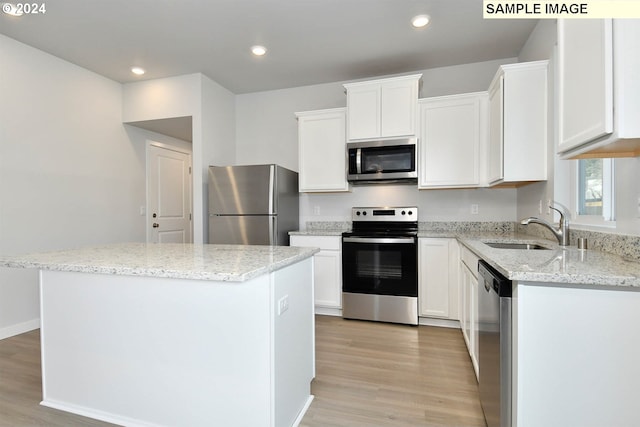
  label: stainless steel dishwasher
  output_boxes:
[478,260,512,427]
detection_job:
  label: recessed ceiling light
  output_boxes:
[2,3,24,16]
[131,67,145,76]
[411,14,430,28]
[251,45,267,56]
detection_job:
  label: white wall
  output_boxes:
[0,34,147,338]
[201,75,236,241]
[123,74,236,243]
[235,58,519,224]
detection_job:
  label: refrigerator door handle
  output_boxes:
[268,165,275,214]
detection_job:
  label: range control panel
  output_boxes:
[351,207,418,222]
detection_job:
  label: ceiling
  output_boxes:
[0,0,538,95]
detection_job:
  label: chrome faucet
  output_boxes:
[520,206,570,246]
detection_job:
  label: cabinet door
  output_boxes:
[346,85,381,140]
[470,270,479,379]
[381,79,418,138]
[487,75,504,184]
[558,19,613,153]
[313,250,342,308]
[460,263,471,348]
[296,108,349,192]
[419,238,450,318]
[290,235,342,309]
[418,94,484,188]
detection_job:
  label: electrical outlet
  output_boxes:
[538,200,543,214]
[278,295,289,315]
[313,205,321,216]
[471,204,479,215]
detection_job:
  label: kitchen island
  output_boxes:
[2,243,319,427]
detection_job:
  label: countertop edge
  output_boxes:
[0,245,320,282]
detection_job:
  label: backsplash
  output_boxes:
[302,221,640,262]
[418,221,514,233]
[516,224,640,262]
[304,221,351,232]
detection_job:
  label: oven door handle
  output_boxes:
[343,237,415,244]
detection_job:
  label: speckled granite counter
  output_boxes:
[291,219,640,287]
[458,236,640,288]
[0,242,320,282]
[289,221,350,236]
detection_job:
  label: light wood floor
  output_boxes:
[0,316,485,427]
[301,316,486,427]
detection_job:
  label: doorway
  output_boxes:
[146,141,193,243]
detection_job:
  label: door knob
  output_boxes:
[152,223,159,228]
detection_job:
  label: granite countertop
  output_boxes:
[289,229,347,236]
[459,236,640,288]
[291,223,640,287]
[0,243,319,282]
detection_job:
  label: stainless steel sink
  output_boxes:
[484,242,551,250]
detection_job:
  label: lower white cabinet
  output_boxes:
[460,245,479,379]
[418,238,458,321]
[290,235,342,314]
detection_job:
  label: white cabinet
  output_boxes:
[295,108,349,192]
[418,238,458,321]
[290,235,342,314]
[460,245,479,379]
[487,61,548,186]
[418,92,488,189]
[344,74,421,141]
[557,19,640,159]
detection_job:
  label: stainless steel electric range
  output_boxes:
[341,206,418,325]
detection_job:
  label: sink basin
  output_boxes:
[484,242,551,250]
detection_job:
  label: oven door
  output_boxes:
[341,236,417,297]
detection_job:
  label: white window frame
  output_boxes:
[569,158,615,227]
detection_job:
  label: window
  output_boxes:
[575,158,615,224]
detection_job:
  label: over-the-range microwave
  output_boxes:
[347,138,418,184]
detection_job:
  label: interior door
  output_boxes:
[147,143,192,243]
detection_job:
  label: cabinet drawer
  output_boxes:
[460,245,480,278]
[290,235,341,251]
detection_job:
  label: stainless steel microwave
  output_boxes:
[347,138,418,184]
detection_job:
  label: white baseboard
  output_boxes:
[418,317,461,329]
[314,307,342,317]
[292,395,314,427]
[41,398,162,427]
[0,318,40,340]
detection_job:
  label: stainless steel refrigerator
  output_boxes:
[208,164,299,245]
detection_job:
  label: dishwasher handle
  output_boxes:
[478,260,512,298]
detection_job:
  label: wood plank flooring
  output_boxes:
[300,316,486,427]
[0,316,485,426]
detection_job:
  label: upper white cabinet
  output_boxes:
[557,19,640,159]
[487,61,548,186]
[295,108,349,192]
[418,92,488,189]
[344,74,421,141]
